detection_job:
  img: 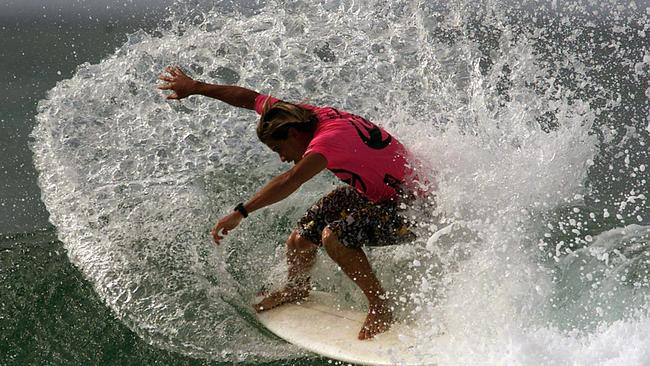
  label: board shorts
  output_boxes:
[297,186,416,248]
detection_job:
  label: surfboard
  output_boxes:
[256,291,438,365]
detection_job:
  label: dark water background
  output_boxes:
[0,6,186,364]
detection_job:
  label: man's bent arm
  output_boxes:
[244,153,328,214]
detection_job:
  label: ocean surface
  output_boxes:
[2,0,649,365]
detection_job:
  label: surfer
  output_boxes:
[159,66,419,340]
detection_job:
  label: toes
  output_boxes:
[358,327,370,340]
[358,320,376,340]
[358,315,392,340]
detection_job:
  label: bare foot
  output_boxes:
[358,303,394,340]
[254,285,310,312]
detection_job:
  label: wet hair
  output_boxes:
[256,96,317,143]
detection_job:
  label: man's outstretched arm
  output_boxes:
[158,66,259,110]
[211,153,328,244]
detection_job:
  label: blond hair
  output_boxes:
[256,96,317,143]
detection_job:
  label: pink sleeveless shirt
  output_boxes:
[255,95,413,203]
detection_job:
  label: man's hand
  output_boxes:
[158,66,198,100]
[211,211,244,244]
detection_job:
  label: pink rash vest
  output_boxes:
[255,95,415,203]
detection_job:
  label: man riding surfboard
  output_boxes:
[158,66,419,340]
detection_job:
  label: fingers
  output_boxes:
[164,66,186,77]
[211,222,230,244]
[174,66,187,76]
[165,66,179,76]
[157,71,176,96]
[211,226,222,244]
[160,68,175,81]
[158,68,178,89]
[158,66,189,99]
[158,74,174,82]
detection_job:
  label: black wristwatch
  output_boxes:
[234,202,248,218]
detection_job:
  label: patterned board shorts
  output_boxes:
[297,186,416,248]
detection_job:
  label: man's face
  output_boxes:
[266,133,304,164]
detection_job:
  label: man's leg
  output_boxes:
[254,229,318,312]
[321,227,393,340]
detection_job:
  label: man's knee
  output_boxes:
[321,227,342,256]
[288,230,317,253]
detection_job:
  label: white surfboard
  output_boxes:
[256,291,438,366]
